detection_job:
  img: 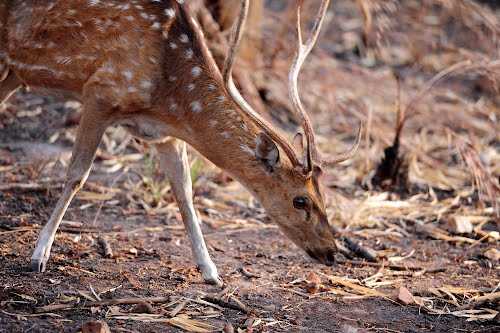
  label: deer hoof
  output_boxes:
[30,258,47,273]
[205,275,224,287]
[200,266,223,287]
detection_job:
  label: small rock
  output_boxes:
[484,248,500,261]
[397,286,414,305]
[130,302,154,314]
[449,216,473,234]
[81,321,111,333]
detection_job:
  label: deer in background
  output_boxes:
[0,0,360,285]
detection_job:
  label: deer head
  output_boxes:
[220,0,362,264]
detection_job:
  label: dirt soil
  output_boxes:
[1,1,499,332]
[0,95,498,333]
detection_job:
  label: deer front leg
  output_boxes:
[31,104,108,272]
[156,139,222,286]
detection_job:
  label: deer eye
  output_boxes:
[293,196,310,210]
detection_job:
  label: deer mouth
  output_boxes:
[306,248,337,266]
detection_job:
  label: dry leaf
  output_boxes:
[398,286,414,305]
[305,272,322,294]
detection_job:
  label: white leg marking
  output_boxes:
[156,140,222,286]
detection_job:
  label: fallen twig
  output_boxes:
[0,182,62,191]
[0,227,37,236]
[201,295,249,314]
[457,291,500,311]
[337,259,446,273]
[168,299,188,317]
[35,296,171,313]
[239,267,260,279]
[341,236,378,262]
[330,224,378,262]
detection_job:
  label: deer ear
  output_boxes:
[255,133,280,171]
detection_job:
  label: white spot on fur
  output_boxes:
[122,70,133,80]
[191,66,202,77]
[190,101,202,113]
[140,80,152,89]
[165,8,175,18]
[179,34,189,43]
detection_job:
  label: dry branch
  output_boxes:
[201,294,250,314]
[457,291,500,310]
[35,296,171,313]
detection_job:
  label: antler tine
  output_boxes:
[223,0,302,167]
[288,0,331,174]
[321,122,363,167]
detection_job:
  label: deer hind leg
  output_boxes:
[156,139,222,286]
[30,100,108,272]
[0,69,21,105]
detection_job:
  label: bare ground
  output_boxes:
[1,1,499,332]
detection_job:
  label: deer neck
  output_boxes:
[172,88,283,202]
[156,4,288,206]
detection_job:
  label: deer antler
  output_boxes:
[225,0,361,173]
[289,0,363,173]
[288,0,331,173]
[223,0,302,168]
[320,122,363,167]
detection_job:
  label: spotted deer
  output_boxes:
[0,0,361,285]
